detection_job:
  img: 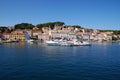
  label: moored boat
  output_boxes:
[60,41,73,46]
[78,41,91,46]
[2,39,11,43]
[27,39,34,43]
[72,39,91,46]
[46,40,60,46]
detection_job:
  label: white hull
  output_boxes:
[78,42,91,46]
[27,39,34,42]
[60,41,73,46]
[46,40,60,46]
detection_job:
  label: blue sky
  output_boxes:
[0,0,120,30]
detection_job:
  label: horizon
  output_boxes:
[0,0,120,30]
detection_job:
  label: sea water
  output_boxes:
[0,42,120,80]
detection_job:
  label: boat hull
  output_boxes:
[46,41,60,46]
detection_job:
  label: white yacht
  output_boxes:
[71,39,91,46]
[60,41,73,46]
[46,40,60,46]
[27,39,34,43]
[78,41,91,46]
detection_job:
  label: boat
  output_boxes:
[72,39,91,46]
[46,40,60,46]
[46,39,91,46]
[60,41,73,46]
[27,39,34,43]
[11,39,19,42]
[78,41,91,46]
[46,26,91,46]
[2,39,12,43]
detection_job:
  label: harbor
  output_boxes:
[1,24,118,47]
[0,0,120,79]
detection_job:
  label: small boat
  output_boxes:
[78,41,91,46]
[60,41,73,46]
[27,39,34,43]
[11,39,19,42]
[46,40,60,46]
[72,39,91,46]
[2,39,11,43]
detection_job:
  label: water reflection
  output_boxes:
[3,42,26,48]
[92,41,113,45]
[2,41,42,48]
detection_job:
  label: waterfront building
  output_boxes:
[2,33,11,40]
[9,33,25,41]
[42,27,49,34]
[93,29,100,34]
[67,26,75,31]
[32,27,42,39]
[100,32,113,41]
[58,30,69,39]
[38,33,49,41]
[12,29,24,34]
[92,31,113,42]
[37,25,114,42]
[82,34,90,41]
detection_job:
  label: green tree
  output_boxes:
[71,25,81,28]
[36,21,65,30]
[0,27,8,33]
[64,25,81,28]
[14,23,35,30]
[113,30,120,35]
[55,21,65,26]
[36,24,43,30]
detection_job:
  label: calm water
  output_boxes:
[0,42,120,80]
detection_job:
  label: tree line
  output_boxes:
[0,22,120,35]
[14,21,82,30]
[0,21,81,33]
[0,26,14,33]
[100,30,120,35]
[36,21,65,30]
[1,21,81,30]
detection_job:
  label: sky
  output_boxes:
[0,0,120,30]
